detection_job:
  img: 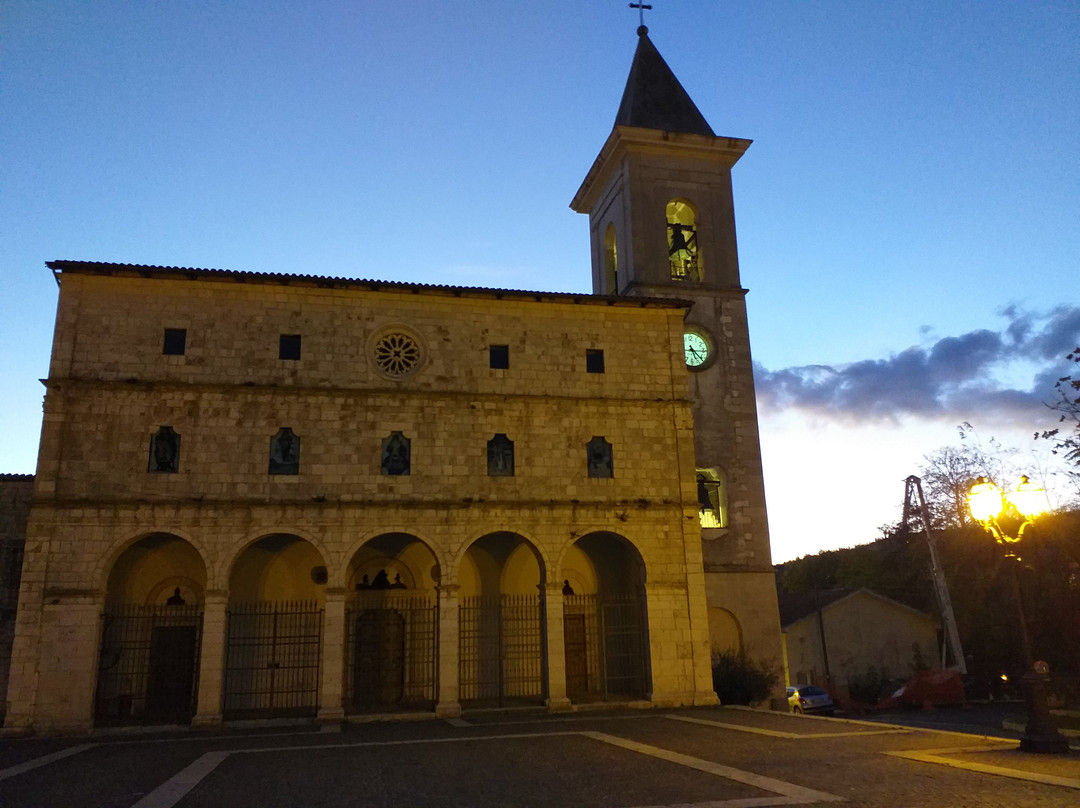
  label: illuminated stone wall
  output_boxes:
[5,266,718,732]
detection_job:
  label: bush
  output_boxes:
[847,665,889,704]
[712,650,778,705]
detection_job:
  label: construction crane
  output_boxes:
[903,475,967,674]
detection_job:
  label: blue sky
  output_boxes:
[2,1,1078,562]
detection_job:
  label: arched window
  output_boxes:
[381,432,411,476]
[269,428,300,475]
[697,467,727,528]
[667,199,701,281]
[603,223,618,294]
[148,426,180,473]
[487,433,514,476]
[587,437,614,478]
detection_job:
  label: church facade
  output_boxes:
[4,28,782,733]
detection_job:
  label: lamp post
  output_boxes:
[967,476,1070,754]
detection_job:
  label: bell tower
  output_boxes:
[571,26,783,670]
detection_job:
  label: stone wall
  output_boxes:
[0,474,34,716]
[6,266,719,732]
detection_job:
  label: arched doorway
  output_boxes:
[224,534,326,718]
[458,532,545,705]
[561,532,649,701]
[95,533,206,725]
[345,533,439,712]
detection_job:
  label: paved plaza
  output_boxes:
[1,707,1077,807]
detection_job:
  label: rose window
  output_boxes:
[373,333,421,378]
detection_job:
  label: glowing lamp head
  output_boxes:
[1011,475,1048,520]
[968,477,1004,523]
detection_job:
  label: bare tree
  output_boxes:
[918,425,1021,528]
[1038,347,1080,466]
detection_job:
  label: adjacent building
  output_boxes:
[779,588,940,697]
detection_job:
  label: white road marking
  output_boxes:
[126,729,844,808]
[0,743,95,781]
[584,731,844,804]
[667,713,911,739]
[129,750,232,808]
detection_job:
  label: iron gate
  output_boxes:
[345,592,438,712]
[223,601,323,718]
[563,594,648,700]
[459,594,544,704]
[94,604,202,725]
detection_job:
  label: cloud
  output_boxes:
[755,306,1080,423]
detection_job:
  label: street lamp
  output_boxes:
[966,476,1069,754]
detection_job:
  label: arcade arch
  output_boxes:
[458,532,546,705]
[344,533,440,712]
[223,533,327,718]
[95,533,206,726]
[561,532,650,701]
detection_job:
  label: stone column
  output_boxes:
[543,581,570,711]
[3,536,49,732]
[317,588,346,723]
[642,580,699,707]
[28,593,103,734]
[192,590,227,727]
[435,584,461,718]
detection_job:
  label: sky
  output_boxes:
[2,1,1078,564]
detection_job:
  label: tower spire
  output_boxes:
[614,25,714,136]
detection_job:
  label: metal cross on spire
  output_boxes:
[629,3,652,30]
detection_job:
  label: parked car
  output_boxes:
[787,684,835,715]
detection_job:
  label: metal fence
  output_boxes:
[459,594,544,705]
[94,604,203,725]
[223,601,323,718]
[345,592,438,712]
[563,594,648,701]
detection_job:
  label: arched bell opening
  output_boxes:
[666,198,701,282]
[458,532,546,706]
[603,222,619,294]
[344,533,439,713]
[95,533,207,726]
[561,532,650,702]
[223,534,327,719]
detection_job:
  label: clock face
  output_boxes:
[684,332,710,368]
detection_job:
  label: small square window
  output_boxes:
[279,334,302,360]
[586,349,605,374]
[163,328,187,356]
[489,344,509,369]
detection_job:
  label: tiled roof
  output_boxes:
[46,261,692,310]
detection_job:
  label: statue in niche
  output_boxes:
[586,436,613,478]
[166,587,186,605]
[381,431,410,476]
[356,568,408,590]
[487,433,514,476]
[269,427,300,475]
[562,580,575,596]
[148,426,180,473]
